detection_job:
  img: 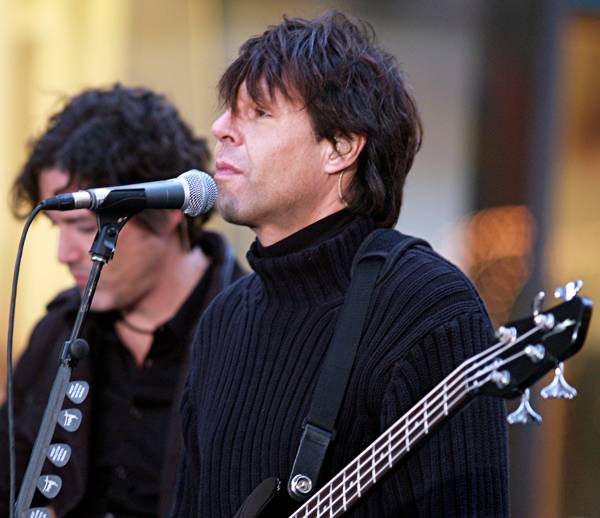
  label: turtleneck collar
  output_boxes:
[247,213,375,304]
[254,209,356,258]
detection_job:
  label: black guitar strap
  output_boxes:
[287,228,430,501]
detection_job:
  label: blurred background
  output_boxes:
[0,0,599,516]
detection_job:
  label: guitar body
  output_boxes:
[233,478,297,518]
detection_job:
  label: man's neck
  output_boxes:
[116,242,210,365]
[255,209,354,258]
[255,198,347,246]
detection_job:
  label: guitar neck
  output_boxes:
[290,363,472,518]
[234,295,589,518]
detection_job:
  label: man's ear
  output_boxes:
[324,134,367,175]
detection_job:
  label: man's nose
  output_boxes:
[57,230,86,265]
[211,110,238,144]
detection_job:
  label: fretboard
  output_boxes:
[290,364,471,518]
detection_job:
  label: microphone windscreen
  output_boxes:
[180,170,218,216]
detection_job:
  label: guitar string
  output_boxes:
[306,341,539,518]
[293,337,510,516]
[299,320,545,515]
[303,346,535,518]
[296,322,543,517]
[293,322,546,518]
[311,347,534,518]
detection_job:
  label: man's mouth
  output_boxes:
[71,272,89,286]
[215,160,243,178]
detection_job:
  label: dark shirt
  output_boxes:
[77,265,215,516]
[0,231,245,518]
[172,215,508,517]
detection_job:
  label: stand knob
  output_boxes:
[69,338,89,361]
[540,362,577,399]
[507,389,542,425]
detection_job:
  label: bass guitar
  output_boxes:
[234,282,593,518]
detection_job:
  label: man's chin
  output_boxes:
[88,293,117,313]
[217,199,254,227]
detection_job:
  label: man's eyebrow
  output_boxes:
[44,213,96,225]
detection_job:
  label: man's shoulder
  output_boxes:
[204,271,257,312]
[13,288,80,382]
[46,286,81,313]
[27,287,79,349]
[373,230,488,318]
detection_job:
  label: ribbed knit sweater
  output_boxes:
[172,215,508,517]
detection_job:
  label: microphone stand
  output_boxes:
[14,192,144,517]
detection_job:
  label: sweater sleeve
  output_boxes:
[377,312,509,517]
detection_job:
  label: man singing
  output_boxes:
[0,84,244,517]
[173,11,507,517]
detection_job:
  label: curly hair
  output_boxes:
[218,10,422,228]
[12,83,212,245]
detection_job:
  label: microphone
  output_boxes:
[40,169,217,217]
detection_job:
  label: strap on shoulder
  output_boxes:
[287,227,429,501]
[350,228,431,284]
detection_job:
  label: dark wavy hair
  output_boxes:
[12,83,211,246]
[218,10,422,228]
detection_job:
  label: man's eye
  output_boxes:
[77,226,97,233]
[254,107,271,118]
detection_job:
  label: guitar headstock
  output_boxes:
[467,281,592,410]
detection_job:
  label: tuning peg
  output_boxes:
[532,291,545,316]
[554,280,583,302]
[495,326,517,343]
[507,389,542,425]
[540,362,577,399]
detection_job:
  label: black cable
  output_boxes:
[6,203,44,518]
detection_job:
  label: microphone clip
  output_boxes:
[89,191,145,263]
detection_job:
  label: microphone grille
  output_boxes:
[180,170,218,216]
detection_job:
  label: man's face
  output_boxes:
[211,82,338,244]
[39,167,173,312]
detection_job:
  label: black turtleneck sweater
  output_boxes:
[172,215,508,517]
